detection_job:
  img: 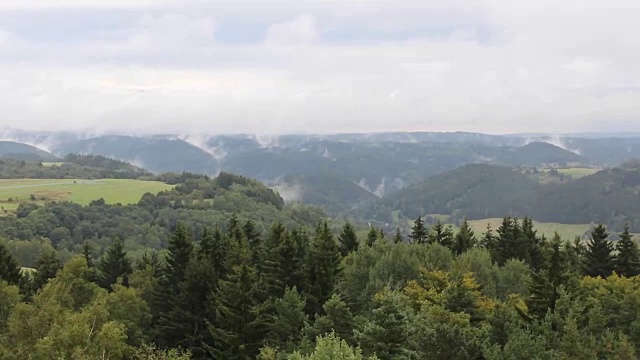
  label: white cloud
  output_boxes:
[1,1,640,134]
[264,15,319,45]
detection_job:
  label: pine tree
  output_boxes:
[152,222,195,348]
[81,241,97,283]
[33,250,62,291]
[355,290,411,360]
[0,242,21,286]
[366,227,378,247]
[164,222,195,284]
[393,228,403,244]
[305,221,341,317]
[209,238,262,359]
[521,217,545,272]
[97,237,133,289]
[527,233,569,318]
[615,225,640,277]
[583,225,615,278]
[305,294,356,345]
[452,220,476,255]
[244,220,261,249]
[477,224,495,250]
[429,221,454,248]
[410,216,428,245]
[338,222,358,256]
[493,217,529,265]
[338,221,359,256]
[81,241,95,269]
[266,287,309,353]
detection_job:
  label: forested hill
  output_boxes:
[0,141,57,161]
[0,171,325,267]
[376,161,640,231]
[0,154,152,179]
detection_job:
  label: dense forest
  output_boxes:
[374,161,640,231]
[2,148,640,358]
[0,155,151,179]
[1,214,640,359]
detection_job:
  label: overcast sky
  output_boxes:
[1,0,640,135]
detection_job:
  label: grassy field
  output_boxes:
[468,218,591,240]
[545,167,601,178]
[0,179,173,213]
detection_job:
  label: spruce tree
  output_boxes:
[477,224,495,250]
[393,228,403,244]
[33,250,62,291]
[527,233,568,318]
[209,237,262,359]
[410,216,428,245]
[366,227,378,247]
[493,217,528,265]
[615,225,640,277]
[452,220,476,255]
[152,222,195,348]
[429,221,454,248]
[164,222,194,284]
[266,287,309,353]
[521,217,545,272]
[81,241,97,283]
[97,237,133,289]
[583,225,615,278]
[338,222,359,256]
[305,294,356,345]
[0,242,20,286]
[305,221,341,317]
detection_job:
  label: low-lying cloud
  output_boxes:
[1,0,640,134]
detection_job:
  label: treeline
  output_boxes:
[0,154,151,179]
[1,215,640,359]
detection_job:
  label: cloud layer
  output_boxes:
[1,0,640,134]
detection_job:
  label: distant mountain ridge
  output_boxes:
[3,129,640,216]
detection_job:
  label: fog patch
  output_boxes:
[525,135,582,155]
[271,182,303,203]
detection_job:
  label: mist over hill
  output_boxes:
[4,129,640,222]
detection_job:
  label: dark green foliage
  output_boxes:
[409,216,427,244]
[338,222,359,256]
[0,242,20,285]
[366,227,378,247]
[429,221,454,247]
[355,291,412,360]
[527,234,571,318]
[615,225,640,277]
[97,237,133,289]
[583,225,615,278]
[452,220,476,255]
[305,294,356,345]
[266,287,309,353]
[304,221,341,317]
[393,228,403,244]
[33,250,62,291]
[209,238,262,359]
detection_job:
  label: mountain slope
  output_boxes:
[0,141,57,161]
[52,136,219,174]
[375,160,640,231]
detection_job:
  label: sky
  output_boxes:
[1,0,640,135]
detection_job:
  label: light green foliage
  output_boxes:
[288,333,376,360]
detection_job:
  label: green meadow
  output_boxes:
[0,179,173,213]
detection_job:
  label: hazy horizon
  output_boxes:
[2,1,640,134]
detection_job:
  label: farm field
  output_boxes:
[0,178,173,213]
[545,167,601,178]
[468,218,591,240]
